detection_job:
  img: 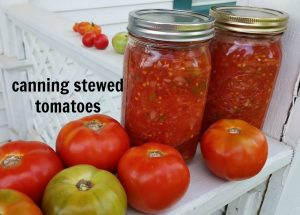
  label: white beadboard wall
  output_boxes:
[0,71,10,144]
[28,0,173,37]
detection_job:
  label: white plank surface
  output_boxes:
[283,98,300,147]
[274,143,300,215]
[0,125,9,143]
[226,182,267,215]
[127,136,292,215]
[0,109,7,126]
[0,92,4,109]
[29,0,172,12]
[57,2,172,26]
[0,62,9,143]
[259,167,290,215]
[227,190,258,215]
[274,68,300,214]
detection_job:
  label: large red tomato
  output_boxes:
[118,142,190,213]
[0,141,63,204]
[56,114,130,172]
[0,189,43,215]
[200,119,268,180]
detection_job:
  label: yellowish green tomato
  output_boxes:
[42,165,127,215]
[0,189,42,215]
[112,32,128,54]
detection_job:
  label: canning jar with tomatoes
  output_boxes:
[122,9,215,160]
[202,6,289,131]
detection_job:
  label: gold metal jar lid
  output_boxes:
[210,6,289,34]
[128,9,215,42]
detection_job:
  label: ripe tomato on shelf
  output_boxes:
[118,142,190,213]
[73,22,89,34]
[42,165,127,215]
[0,141,63,204]
[56,114,130,172]
[0,189,43,215]
[200,119,268,180]
[74,22,101,35]
[82,32,97,47]
[81,22,101,35]
[94,34,109,50]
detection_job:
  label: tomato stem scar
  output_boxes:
[76,179,94,191]
[227,127,241,134]
[85,120,103,132]
[1,155,22,168]
[148,150,163,158]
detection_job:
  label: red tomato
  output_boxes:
[56,114,130,172]
[0,189,42,215]
[94,34,109,50]
[0,141,63,204]
[118,142,190,213]
[82,32,97,47]
[200,119,268,180]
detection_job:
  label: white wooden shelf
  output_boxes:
[128,136,293,215]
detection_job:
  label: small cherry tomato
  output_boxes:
[84,22,102,35]
[200,119,268,180]
[94,34,109,50]
[118,142,190,213]
[82,32,97,47]
[0,189,43,215]
[56,114,130,172]
[77,22,91,35]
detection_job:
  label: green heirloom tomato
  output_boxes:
[112,32,128,54]
[42,165,127,215]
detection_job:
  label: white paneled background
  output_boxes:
[29,0,173,37]
[0,69,10,144]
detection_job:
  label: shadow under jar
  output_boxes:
[202,6,289,131]
[122,9,215,160]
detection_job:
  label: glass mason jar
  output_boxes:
[122,9,215,160]
[202,6,289,131]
